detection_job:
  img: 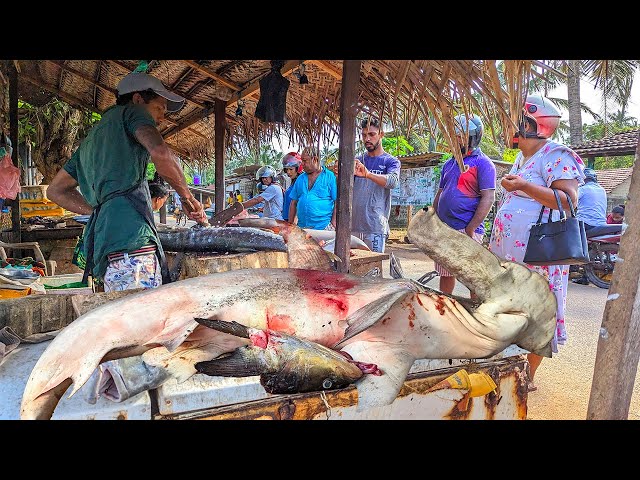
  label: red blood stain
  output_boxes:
[381,317,390,325]
[265,307,295,335]
[408,304,416,328]
[293,269,358,294]
[249,330,269,349]
[293,270,354,315]
[435,296,446,316]
[416,295,427,310]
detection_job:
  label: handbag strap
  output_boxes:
[563,190,578,218]
[547,188,567,222]
[536,188,566,224]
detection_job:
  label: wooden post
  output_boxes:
[335,60,361,273]
[586,133,640,419]
[214,99,226,214]
[9,62,20,243]
[406,205,413,228]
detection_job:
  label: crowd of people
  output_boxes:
[47,71,626,399]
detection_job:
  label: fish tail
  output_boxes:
[193,318,249,338]
[195,348,262,377]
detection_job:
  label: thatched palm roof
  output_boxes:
[9,59,550,168]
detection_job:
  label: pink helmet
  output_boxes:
[282,151,303,174]
[522,95,561,139]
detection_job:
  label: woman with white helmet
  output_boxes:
[488,94,586,392]
[242,165,284,220]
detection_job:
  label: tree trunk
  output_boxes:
[567,59,583,145]
[32,102,85,184]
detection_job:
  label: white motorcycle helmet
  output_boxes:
[256,165,277,180]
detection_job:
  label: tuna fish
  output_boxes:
[157,225,287,253]
[20,206,557,419]
[194,320,366,394]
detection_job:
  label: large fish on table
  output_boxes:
[157,225,287,253]
[20,206,557,419]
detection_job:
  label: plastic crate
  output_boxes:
[19,185,49,203]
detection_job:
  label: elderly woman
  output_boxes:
[489,95,585,392]
[288,146,337,230]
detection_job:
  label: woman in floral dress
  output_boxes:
[489,95,585,392]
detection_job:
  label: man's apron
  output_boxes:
[81,179,170,285]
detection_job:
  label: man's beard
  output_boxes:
[365,140,380,152]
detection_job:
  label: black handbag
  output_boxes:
[523,189,590,266]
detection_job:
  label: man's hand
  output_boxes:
[354,159,368,178]
[181,195,207,224]
[464,225,476,238]
[501,174,526,192]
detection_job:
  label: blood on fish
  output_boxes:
[408,305,416,328]
[293,269,357,294]
[416,295,427,309]
[265,309,295,335]
[381,317,390,325]
[435,296,446,316]
[250,330,269,349]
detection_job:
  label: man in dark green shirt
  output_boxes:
[47,72,207,291]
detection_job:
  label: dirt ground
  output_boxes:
[383,230,640,420]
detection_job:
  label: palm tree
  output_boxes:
[562,60,639,144]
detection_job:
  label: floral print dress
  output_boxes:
[489,140,585,353]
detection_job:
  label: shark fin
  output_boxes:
[341,340,415,410]
[333,287,413,349]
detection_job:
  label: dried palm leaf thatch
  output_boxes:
[7,59,546,170]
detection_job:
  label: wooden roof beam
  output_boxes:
[182,61,241,91]
[48,60,118,95]
[306,60,343,80]
[163,60,303,140]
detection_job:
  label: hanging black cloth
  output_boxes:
[255,60,290,123]
[81,179,171,286]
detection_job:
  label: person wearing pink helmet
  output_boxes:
[489,94,586,393]
[281,152,302,221]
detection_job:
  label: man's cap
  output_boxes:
[116,72,186,112]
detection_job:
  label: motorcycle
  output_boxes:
[583,231,621,289]
[571,225,623,290]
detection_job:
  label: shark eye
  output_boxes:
[322,378,333,389]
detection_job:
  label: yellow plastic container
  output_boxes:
[427,369,497,397]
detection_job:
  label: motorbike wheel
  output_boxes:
[584,244,617,290]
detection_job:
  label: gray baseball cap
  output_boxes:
[116,72,186,112]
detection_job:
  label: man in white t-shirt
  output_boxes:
[242,165,284,220]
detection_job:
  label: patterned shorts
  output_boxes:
[103,251,162,292]
[434,228,484,277]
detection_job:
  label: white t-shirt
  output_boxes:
[260,184,284,220]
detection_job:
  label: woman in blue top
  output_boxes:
[281,152,302,221]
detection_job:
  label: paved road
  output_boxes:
[382,243,640,420]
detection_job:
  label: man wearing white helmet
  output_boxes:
[489,94,586,393]
[242,165,284,220]
[433,113,496,296]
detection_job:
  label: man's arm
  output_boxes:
[133,125,205,222]
[354,158,399,189]
[46,168,94,215]
[243,196,264,209]
[288,199,298,224]
[465,189,495,236]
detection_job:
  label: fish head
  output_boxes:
[257,330,365,393]
[195,327,365,394]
